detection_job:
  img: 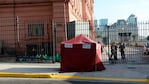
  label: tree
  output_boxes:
[147,36,149,41]
[96,35,102,38]
[132,34,138,41]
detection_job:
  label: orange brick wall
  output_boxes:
[0,0,94,54]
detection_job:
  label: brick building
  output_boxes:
[0,0,94,56]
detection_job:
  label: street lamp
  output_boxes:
[106,25,110,46]
[106,25,110,59]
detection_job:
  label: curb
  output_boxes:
[0,72,54,78]
[51,75,149,83]
[0,72,148,83]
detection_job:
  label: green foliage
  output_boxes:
[147,36,149,41]
[96,35,102,38]
[132,34,138,41]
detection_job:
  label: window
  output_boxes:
[28,24,44,36]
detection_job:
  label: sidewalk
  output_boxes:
[0,63,149,83]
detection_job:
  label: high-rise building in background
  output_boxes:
[127,14,137,24]
[95,14,139,44]
[94,19,98,28]
[117,19,127,25]
[106,14,138,43]
[95,14,149,44]
[99,19,108,38]
[94,18,108,43]
[94,19,99,36]
[99,19,108,26]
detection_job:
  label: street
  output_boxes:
[0,63,148,84]
[0,78,146,84]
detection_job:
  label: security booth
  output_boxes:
[60,34,105,72]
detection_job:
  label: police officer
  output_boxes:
[110,42,118,60]
[119,42,125,59]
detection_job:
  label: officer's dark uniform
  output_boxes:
[110,43,117,60]
[119,43,125,59]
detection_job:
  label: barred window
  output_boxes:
[28,24,44,36]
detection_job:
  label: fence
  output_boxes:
[0,17,55,62]
[98,22,149,64]
[0,17,149,64]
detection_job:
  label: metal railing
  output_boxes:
[0,17,149,64]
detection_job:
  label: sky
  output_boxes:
[94,0,149,23]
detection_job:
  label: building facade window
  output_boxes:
[28,24,44,36]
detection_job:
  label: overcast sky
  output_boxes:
[94,0,149,23]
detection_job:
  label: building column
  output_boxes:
[52,2,67,53]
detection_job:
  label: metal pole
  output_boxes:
[13,0,17,56]
[52,20,56,63]
[17,16,20,43]
[64,1,67,40]
[107,25,110,60]
[107,25,110,45]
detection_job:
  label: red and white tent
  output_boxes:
[60,34,105,72]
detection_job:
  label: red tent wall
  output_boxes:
[60,34,105,72]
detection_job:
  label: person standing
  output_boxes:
[110,42,118,60]
[119,42,125,59]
